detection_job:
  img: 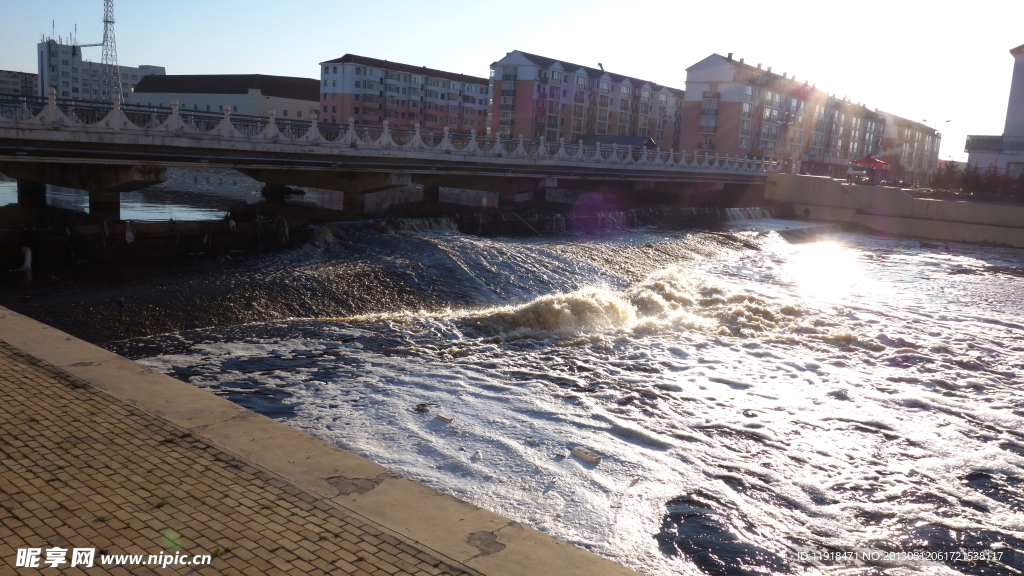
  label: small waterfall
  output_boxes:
[385,217,459,233]
[724,207,772,221]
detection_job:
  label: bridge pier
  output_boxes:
[88,191,121,222]
[16,181,47,210]
[422,185,441,204]
[0,162,166,222]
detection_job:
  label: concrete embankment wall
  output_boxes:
[765,174,1024,248]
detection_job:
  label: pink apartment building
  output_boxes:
[487,51,685,150]
[318,55,490,134]
[681,52,939,182]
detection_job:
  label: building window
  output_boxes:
[233,105,237,112]
[332,106,336,113]
[332,66,337,73]
[283,110,288,116]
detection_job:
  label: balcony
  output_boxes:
[702,91,721,99]
[500,104,515,111]
[538,77,548,84]
[700,108,718,116]
[699,126,717,134]
[697,143,716,151]
[501,88,516,96]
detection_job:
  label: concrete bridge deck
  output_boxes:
[0,307,639,576]
[0,94,778,219]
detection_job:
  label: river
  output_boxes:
[112,219,1024,575]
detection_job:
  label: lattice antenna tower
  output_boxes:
[100,0,123,105]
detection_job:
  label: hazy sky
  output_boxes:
[2,0,1019,161]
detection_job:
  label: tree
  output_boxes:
[959,162,983,194]
[981,164,1003,198]
[933,160,961,191]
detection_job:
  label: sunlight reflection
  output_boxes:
[784,241,867,300]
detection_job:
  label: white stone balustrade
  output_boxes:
[0,95,781,175]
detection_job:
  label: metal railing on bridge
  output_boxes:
[0,92,782,175]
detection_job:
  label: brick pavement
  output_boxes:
[0,341,478,576]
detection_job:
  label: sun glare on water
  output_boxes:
[784,241,868,300]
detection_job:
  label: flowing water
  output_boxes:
[0,167,261,221]
[117,220,1024,575]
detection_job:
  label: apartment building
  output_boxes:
[878,112,942,185]
[36,37,165,100]
[683,53,884,174]
[318,54,490,133]
[0,70,39,97]
[487,51,684,149]
[131,74,319,118]
[966,42,1024,179]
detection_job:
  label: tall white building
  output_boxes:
[36,37,165,100]
[966,42,1024,178]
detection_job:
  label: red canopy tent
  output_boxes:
[850,154,888,166]
[850,155,889,183]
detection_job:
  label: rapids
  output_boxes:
[119,221,1024,575]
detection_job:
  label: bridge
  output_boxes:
[1,91,781,220]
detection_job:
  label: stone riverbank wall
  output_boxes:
[765,174,1024,248]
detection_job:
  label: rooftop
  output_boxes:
[319,54,489,85]
[496,50,684,94]
[133,74,319,102]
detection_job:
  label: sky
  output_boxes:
[1,0,1020,162]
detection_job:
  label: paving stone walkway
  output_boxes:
[0,341,477,576]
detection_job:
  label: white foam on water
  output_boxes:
[138,225,1024,576]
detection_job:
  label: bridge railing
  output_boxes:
[0,92,781,174]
